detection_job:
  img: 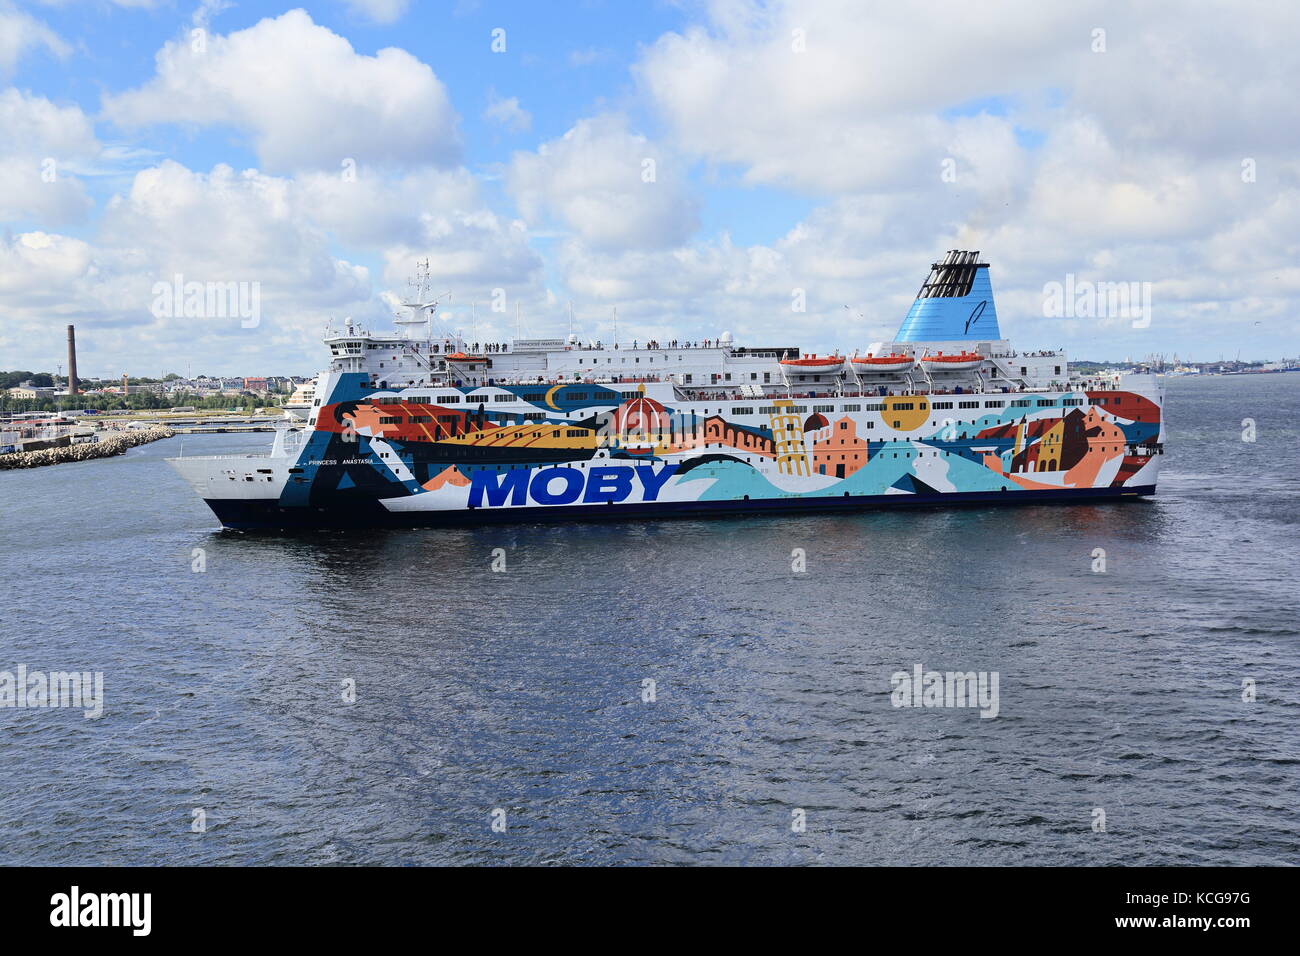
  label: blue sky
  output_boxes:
[2,0,1299,375]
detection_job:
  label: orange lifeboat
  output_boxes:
[920,351,983,372]
[779,353,845,373]
[445,352,489,363]
[851,354,915,373]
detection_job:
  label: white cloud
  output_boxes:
[568,47,611,67]
[507,115,700,252]
[297,167,483,248]
[0,155,552,373]
[636,0,1300,193]
[0,89,99,225]
[634,0,1060,192]
[484,89,531,132]
[380,209,541,292]
[296,165,545,291]
[191,0,231,28]
[340,0,410,25]
[104,9,460,172]
[0,161,383,375]
[0,1,69,75]
[98,162,369,300]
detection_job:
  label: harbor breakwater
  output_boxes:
[0,427,175,470]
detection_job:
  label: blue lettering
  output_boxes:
[531,467,583,505]
[635,463,678,501]
[469,463,680,508]
[583,466,634,503]
[468,469,529,508]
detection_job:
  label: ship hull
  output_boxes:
[201,484,1156,530]
[169,362,1165,531]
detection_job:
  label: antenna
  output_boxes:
[613,306,618,347]
[398,259,449,338]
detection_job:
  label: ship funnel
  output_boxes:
[894,250,1000,343]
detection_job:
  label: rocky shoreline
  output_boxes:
[0,427,176,470]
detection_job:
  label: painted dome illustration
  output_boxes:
[612,395,670,438]
[610,394,670,455]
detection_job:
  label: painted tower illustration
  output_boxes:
[769,399,810,475]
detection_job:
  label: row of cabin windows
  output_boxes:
[378,391,669,406]
[683,373,774,384]
[370,392,1132,423]
[375,394,463,405]
[724,402,864,414]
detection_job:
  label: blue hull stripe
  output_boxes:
[204,485,1157,530]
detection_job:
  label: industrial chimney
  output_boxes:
[66,324,79,395]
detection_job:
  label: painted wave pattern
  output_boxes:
[284,374,1162,513]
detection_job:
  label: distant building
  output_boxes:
[7,385,56,400]
[243,377,269,393]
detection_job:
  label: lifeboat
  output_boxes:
[851,354,915,373]
[445,352,489,363]
[779,353,845,373]
[920,351,983,372]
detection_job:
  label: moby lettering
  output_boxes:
[468,463,678,508]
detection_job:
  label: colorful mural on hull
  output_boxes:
[276,374,1163,517]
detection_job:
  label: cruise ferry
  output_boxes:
[167,251,1165,529]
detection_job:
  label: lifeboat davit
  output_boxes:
[779,353,845,373]
[920,351,983,372]
[851,354,915,373]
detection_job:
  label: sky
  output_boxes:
[1,0,1298,377]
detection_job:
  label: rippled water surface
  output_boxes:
[1,375,1297,865]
